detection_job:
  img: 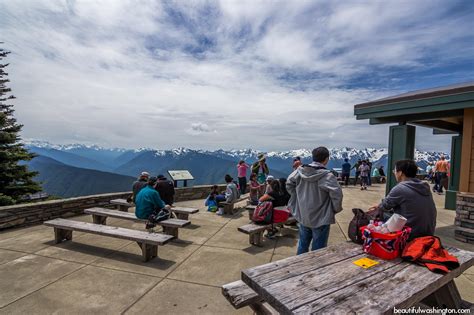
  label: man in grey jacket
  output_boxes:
[370,159,436,240]
[287,147,343,255]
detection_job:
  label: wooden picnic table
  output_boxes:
[241,241,474,314]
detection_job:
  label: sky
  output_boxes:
[1,0,473,152]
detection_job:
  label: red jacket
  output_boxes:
[401,236,459,273]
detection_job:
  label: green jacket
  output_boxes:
[135,185,165,219]
[252,161,269,175]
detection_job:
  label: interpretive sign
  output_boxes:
[168,170,194,187]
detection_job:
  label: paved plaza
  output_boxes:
[0,184,473,314]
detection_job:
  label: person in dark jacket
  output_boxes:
[370,159,437,240]
[351,160,362,186]
[341,158,351,187]
[155,174,175,206]
[132,171,149,203]
[135,177,170,220]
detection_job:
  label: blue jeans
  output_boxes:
[297,224,330,255]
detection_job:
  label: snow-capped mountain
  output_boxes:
[22,140,450,197]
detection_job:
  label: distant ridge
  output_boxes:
[28,156,135,198]
[24,140,449,197]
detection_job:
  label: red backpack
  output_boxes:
[252,201,273,224]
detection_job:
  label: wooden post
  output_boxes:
[117,205,128,212]
[92,214,107,225]
[175,213,189,220]
[386,124,416,195]
[446,135,462,210]
[250,233,263,246]
[162,226,179,238]
[460,108,474,192]
[54,228,72,244]
[138,242,157,262]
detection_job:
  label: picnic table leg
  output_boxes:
[175,213,189,220]
[54,228,73,244]
[92,214,107,225]
[162,226,179,239]
[421,280,462,309]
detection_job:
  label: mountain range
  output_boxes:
[23,140,449,198]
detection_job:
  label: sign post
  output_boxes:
[168,170,194,187]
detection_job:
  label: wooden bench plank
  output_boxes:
[110,199,133,212]
[171,206,199,214]
[44,218,174,262]
[44,218,173,245]
[170,206,199,220]
[84,207,190,238]
[84,208,190,227]
[238,217,298,246]
[222,280,278,314]
[222,280,262,309]
[293,247,474,314]
[242,242,360,284]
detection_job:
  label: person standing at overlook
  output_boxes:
[434,155,449,194]
[287,147,343,254]
[293,156,302,170]
[252,153,269,195]
[237,160,250,195]
[341,158,351,187]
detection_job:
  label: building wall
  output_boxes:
[0,184,227,230]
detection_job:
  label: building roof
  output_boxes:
[354,81,474,133]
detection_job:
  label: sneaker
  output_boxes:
[216,208,224,215]
[265,232,276,239]
[145,221,156,230]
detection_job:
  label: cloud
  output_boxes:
[0,0,472,151]
[186,122,216,135]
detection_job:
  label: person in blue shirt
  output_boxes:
[135,177,170,220]
[341,158,351,187]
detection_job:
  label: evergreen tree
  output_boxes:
[0,44,41,205]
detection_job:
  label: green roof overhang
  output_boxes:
[353,82,474,133]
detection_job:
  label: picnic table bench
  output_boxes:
[222,280,277,314]
[44,218,174,262]
[110,199,133,212]
[84,207,190,238]
[109,199,199,220]
[223,241,474,314]
[238,216,297,246]
[170,206,199,220]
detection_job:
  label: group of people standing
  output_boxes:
[340,158,386,189]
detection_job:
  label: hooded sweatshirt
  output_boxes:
[379,178,437,239]
[286,162,343,229]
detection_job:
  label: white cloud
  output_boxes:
[0,0,471,151]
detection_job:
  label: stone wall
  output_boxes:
[0,184,228,230]
[455,192,474,244]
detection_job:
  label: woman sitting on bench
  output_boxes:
[216,175,239,215]
[258,180,288,239]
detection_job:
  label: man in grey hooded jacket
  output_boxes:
[287,147,343,255]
